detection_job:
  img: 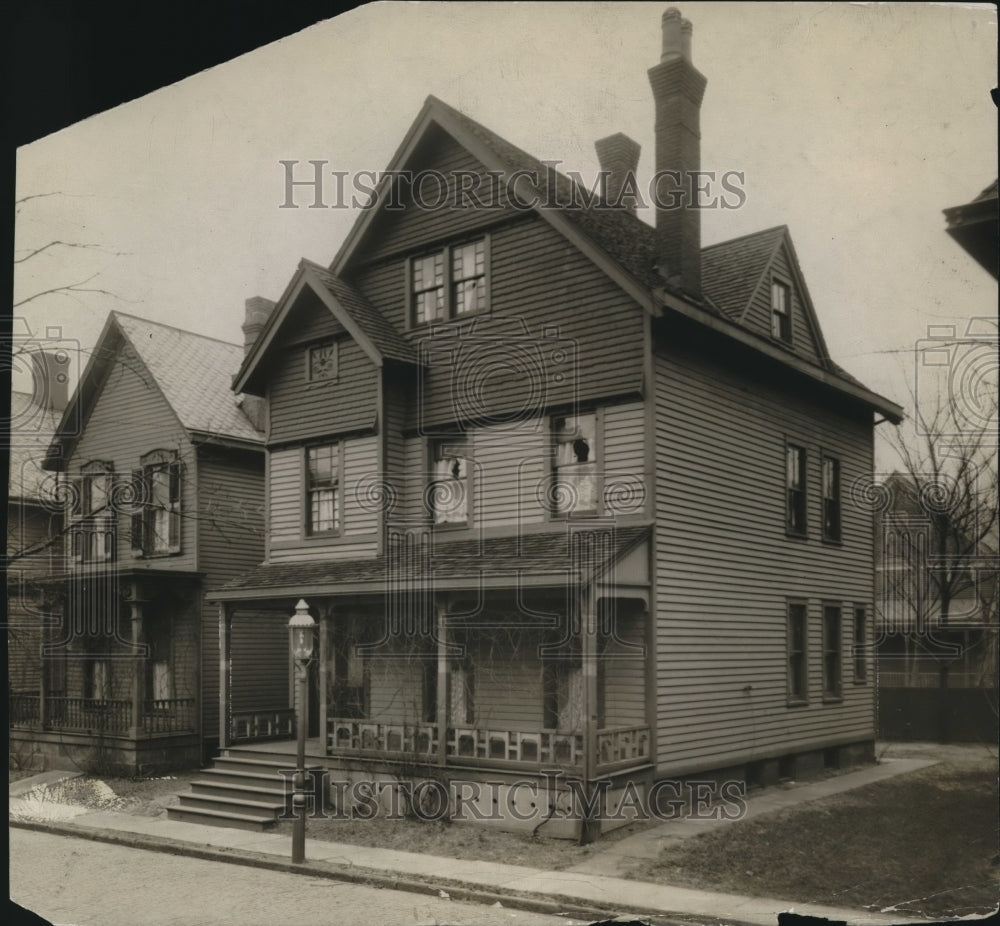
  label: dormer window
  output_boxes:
[410,236,488,326]
[771,279,792,343]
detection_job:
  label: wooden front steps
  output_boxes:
[168,748,322,831]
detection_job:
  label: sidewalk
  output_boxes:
[10,757,934,926]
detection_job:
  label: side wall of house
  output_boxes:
[653,327,876,775]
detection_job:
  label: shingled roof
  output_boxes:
[211,525,649,599]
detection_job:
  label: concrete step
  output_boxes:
[189,779,288,804]
[166,805,276,832]
[175,792,286,817]
[196,767,292,788]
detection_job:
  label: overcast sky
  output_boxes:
[13,2,998,462]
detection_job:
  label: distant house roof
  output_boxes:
[9,391,62,501]
[210,525,650,600]
[943,180,998,279]
[45,312,264,470]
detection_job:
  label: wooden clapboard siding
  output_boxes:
[469,424,547,530]
[7,611,41,691]
[652,330,875,773]
[743,243,823,365]
[267,316,378,445]
[350,214,645,431]
[267,436,380,563]
[361,126,513,264]
[272,287,345,348]
[68,337,198,570]
[230,610,290,713]
[601,605,646,728]
[601,400,649,520]
[383,367,417,527]
[196,447,266,740]
[400,436,429,523]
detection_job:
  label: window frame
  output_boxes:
[853,605,868,684]
[785,441,808,538]
[770,275,792,344]
[550,411,601,520]
[821,602,843,701]
[304,442,342,537]
[428,437,472,528]
[786,599,809,705]
[407,235,490,328]
[821,453,842,543]
[75,461,115,564]
[132,450,182,558]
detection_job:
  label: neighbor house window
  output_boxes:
[822,605,842,698]
[306,444,340,534]
[75,461,114,563]
[307,341,339,382]
[410,236,488,325]
[853,607,867,682]
[132,450,181,556]
[787,602,807,702]
[430,439,469,525]
[771,279,791,343]
[85,657,111,701]
[822,456,841,541]
[552,413,597,517]
[786,444,807,535]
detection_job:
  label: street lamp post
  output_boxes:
[288,599,315,864]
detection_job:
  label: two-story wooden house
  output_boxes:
[196,8,902,839]
[10,311,266,775]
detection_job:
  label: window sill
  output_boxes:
[821,535,843,546]
[407,308,492,333]
[821,694,843,704]
[785,529,809,541]
[432,521,470,532]
[786,698,809,708]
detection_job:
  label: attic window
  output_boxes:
[771,279,792,343]
[410,236,489,326]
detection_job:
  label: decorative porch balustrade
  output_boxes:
[230,708,297,743]
[10,694,197,736]
[325,717,651,769]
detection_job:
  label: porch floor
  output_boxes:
[224,738,324,758]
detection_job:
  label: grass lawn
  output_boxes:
[627,755,999,919]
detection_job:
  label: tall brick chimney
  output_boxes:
[648,7,707,299]
[242,296,276,355]
[30,350,70,412]
[595,133,641,213]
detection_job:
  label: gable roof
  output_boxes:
[45,312,263,469]
[701,226,789,321]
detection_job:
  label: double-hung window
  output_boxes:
[787,602,807,702]
[132,450,181,556]
[853,607,867,682]
[430,439,470,525]
[822,604,842,698]
[307,444,340,535]
[771,279,791,343]
[75,461,114,563]
[410,237,487,325]
[822,456,841,541]
[786,444,807,535]
[552,414,597,517]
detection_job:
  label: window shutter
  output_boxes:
[167,460,182,553]
[130,469,146,557]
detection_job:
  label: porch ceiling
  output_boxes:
[208,525,651,602]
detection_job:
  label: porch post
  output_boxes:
[218,602,231,749]
[129,581,145,738]
[318,605,330,756]
[39,602,50,730]
[581,579,600,843]
[436,600,449,767]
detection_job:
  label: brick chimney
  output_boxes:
[242,296,276,355]
[648,7,707,299]
[30,349,70,412]
[595,133,641,213]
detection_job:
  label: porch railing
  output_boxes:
[142,698,197,734]
[230,709,297,743]
[10,692,40,728]
[47,697,133,734]
[879,670,995,689]
[325,717,650,769]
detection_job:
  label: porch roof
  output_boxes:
[208,525,651,601]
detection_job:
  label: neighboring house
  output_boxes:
[196,9,902,838]
[8,351,70,746]
[876,472,998,742]
[943,180,999,279]
[9,311,266,774]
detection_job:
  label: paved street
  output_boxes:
[10,830,578,926]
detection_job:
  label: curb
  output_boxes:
[11,818,750,926]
